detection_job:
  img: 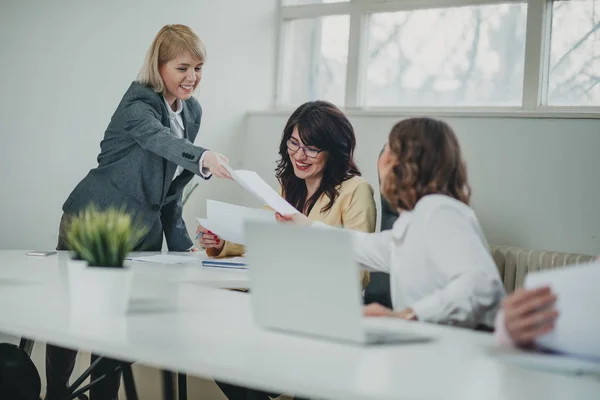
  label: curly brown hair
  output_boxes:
[381,117,471,211]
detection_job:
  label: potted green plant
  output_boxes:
[64,205,147,315]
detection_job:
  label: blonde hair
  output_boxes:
[137,24,206,93]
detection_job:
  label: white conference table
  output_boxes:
[1,250,249,289]
[1,250,600,400]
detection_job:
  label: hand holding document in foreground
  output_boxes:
[525,261,600,361]
[198,199,275,245]
[217,155,298,215]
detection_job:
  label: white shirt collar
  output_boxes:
[163,97,183,116]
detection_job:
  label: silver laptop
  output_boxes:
[245,221,430,345]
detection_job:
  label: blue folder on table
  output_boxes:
[202,257,247,269]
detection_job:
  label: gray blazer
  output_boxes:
[62,81,208,251]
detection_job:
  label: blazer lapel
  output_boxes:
[162,100,197,203]
[182,100,199,143]
[160,99,179,200]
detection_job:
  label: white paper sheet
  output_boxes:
[525,261,600,360]
[493,347,600,379]
[198,200,276,245]
[217,155,298,215]
[197,217,243,245]
[217,154,235,175]
[126,254,205,265]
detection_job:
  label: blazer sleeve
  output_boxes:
[160,192,193,251]
[342,181,377,233]
[122,99,208,175]
[341,181,377,289]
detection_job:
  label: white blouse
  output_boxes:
[354,194,505,328]
[163,97,210,180]
[163,98,185,180]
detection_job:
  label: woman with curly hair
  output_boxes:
[278,117,505,329]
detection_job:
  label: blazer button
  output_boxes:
[152,205,160,212]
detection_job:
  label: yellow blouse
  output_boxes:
[206,176,377,288]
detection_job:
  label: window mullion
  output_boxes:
[522,0,551,110]
[345,5,367,108]
[274,0,285,107]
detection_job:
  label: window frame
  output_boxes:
[275,0,600,118]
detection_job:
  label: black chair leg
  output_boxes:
[67,356,104,397]
[121,363,139,400]
[70,375,105,400]
[162,370,175,400]
[178,373,187,400]
[67,358,129,400]
[19,337,35,357]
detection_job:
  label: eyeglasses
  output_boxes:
[286,138,323,159]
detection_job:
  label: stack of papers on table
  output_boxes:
[202,257,247,269]
[126,254,205,264]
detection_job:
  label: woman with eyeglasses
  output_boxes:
[197,100,376,400]
[197,100,376,290]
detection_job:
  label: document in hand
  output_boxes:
[525,261,600,361]
[217,155,298,215]
[198,200,275,245]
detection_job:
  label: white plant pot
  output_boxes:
[67,259,134,316]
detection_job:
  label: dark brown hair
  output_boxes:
[275,101,361,215]
[381,117,471,211]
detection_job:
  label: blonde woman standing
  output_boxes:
[46,25,230,400]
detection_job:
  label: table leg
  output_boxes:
[121,363,139,400]
[178,372,187,400]
[19,337,35,357]
[162,370,175,400]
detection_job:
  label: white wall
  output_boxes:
[0,0,276,249]
[244,113,600,256]
[1,0,599,258]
